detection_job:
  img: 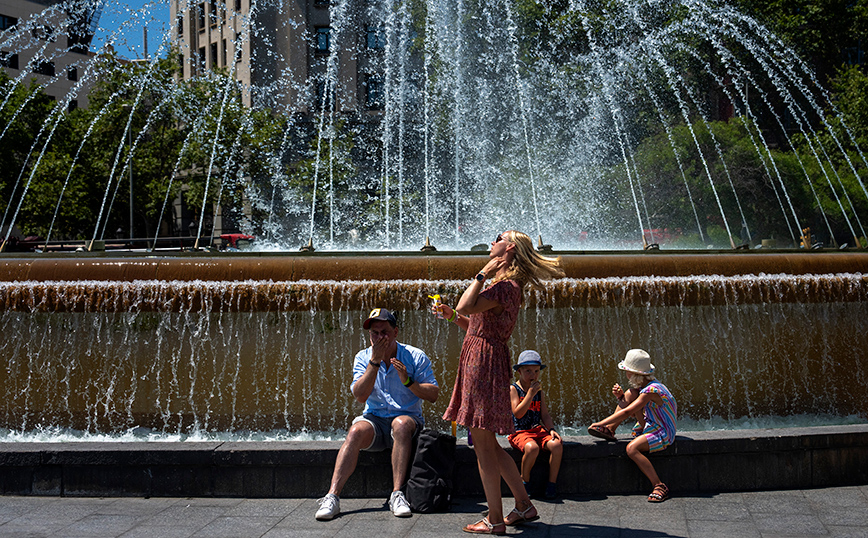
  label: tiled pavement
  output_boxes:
[0,486,866,537]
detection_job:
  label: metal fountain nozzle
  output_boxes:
[421,236,437,252]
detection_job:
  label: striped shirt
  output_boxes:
[640,381,677,440]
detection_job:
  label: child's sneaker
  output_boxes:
[315,493,340,520]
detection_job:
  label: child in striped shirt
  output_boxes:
[588,349,677,503]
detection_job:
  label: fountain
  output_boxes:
[0,251,865,441]
[1,0,866,251]
[0,1,866,442]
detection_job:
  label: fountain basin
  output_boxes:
[0,251,865,436]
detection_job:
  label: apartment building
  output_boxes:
[0,0,99,109]
[170,0,388,114]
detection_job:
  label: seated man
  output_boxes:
[315,308,440,520]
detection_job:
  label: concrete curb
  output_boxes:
[1,424,866,498]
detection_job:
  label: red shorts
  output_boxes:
[507,425,555,452]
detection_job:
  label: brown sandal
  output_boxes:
[588,424,617,442]
[648,483,669,503]
[463,517,506,534]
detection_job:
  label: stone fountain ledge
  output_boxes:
[1,251,867,282]
[0,424,865,498]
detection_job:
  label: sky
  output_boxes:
[90,1,170,60]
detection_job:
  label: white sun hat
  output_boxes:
[618,349,655,375]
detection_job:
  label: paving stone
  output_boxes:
[686,520,762,538]
[823,525,868,538]
[744,491,815,515]
[50,514,143,537]
[138,505,227,527]
[189,516,282,538]
[752,513,828,536]
[223,498,304,517]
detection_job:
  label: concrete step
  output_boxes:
[0,424,866,498]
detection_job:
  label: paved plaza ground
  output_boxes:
[0,485,866,537]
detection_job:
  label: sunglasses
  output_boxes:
[495,232,509,243]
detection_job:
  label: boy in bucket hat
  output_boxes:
[507,350,563,499]
[588,349,677,503]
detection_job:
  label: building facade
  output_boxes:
[0,0,99,109]
[169,0,387,115]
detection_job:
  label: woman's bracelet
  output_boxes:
[446,309,458,322]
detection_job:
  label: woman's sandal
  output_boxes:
[648,483,669,503]
[587,424,617,442]
[504,502,540,526]
[463,517,506,534]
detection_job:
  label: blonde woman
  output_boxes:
[433,230,563,534]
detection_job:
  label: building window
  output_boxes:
[366,74,384,109]
[32,25,55,41]
[67,34,90,53]
[314,0,330,6]
[198,47,206,71]
[0,14,18,31]
[210,42,218,67]
[197,3,206,30]
[177,13,184,37]
[179,53,185,72]
[68,99,78,111]
[366,26,385,49]
[209,0,219,26]
[235,0,242,10]
[33,59,55,76]
[0,51,18,70]
[222,39,227,65]
[67,65,78,81]
[315,27,330,53]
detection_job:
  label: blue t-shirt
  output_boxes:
[351,342,438,423]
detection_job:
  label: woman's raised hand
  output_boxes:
[481,256,508,278]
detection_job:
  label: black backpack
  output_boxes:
[406,428,456,513]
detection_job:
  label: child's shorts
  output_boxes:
[642,424,674,453]
[507,425,556,452]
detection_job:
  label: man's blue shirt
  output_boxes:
[351,342,438,423]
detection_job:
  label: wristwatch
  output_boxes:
[369,359,381,368]
[475,272,486,282]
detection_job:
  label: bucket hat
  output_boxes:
[513,349,547,371]
[618,349,655,375]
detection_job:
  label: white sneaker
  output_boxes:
[389,490,412,517]
[315,493,340,520]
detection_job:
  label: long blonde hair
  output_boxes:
[493,230,564,291]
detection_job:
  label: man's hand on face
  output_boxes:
[368,321,397,364]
